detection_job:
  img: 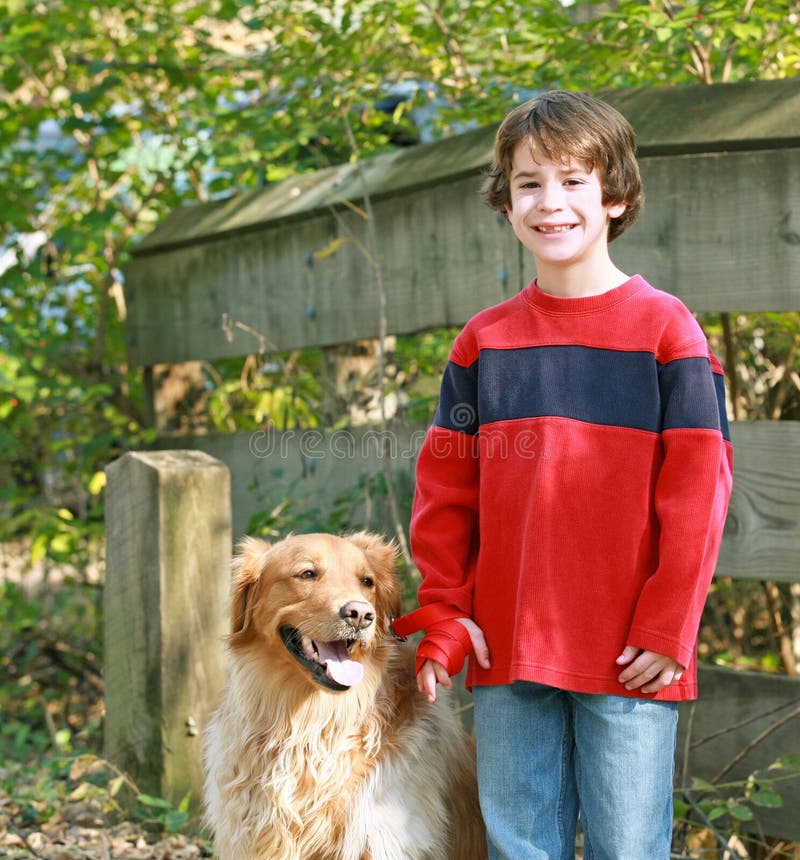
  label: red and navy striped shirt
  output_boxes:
[410,274,734,701]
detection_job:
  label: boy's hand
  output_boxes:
[616,645,684,694]
[417,618,490,703]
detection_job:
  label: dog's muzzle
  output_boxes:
[280,625,365,691]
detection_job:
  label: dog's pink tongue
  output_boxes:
[316,641,364,687]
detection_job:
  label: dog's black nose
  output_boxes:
[340,601,375,630]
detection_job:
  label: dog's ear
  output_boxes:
[228,537,271,645]
[348,531,402,625]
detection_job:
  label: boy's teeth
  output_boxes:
[538,225,572,233]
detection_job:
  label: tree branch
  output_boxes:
[679,791,748,859]
[340,112,415,571]
[720,312,741,421]
[691,697,800,750]
[712,705,800,784]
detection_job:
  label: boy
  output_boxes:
[395,90,734,858]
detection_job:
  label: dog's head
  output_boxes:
[228,532,402,692]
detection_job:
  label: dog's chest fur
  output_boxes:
[205,656,451,860]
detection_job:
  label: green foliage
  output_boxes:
[205,350,326,432]
[0,578,104,765]
[0,751,201,842]
[134,791,193,834]
[0,570,198,842]
[674,756,800,856]
[0,257,154,556]
[525,0,800,89]
[395,328,461,422]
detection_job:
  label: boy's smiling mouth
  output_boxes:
[536,224,574,233]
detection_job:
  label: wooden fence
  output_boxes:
[107,78,800,838]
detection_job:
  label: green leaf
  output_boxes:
[760,652,781,671]
[751,789,783,808]
[68,781,91,801]
[690,777,716,793]
[165,809,190,832]
[88,470,107,495]
[729,803,754,822]
[49,534,74,556]
[672,797,690,819]
[30,533,49,564]
[137,794,173,809]
[730,21,761,41]
[108,775,127,797]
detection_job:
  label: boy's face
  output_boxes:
[505,142,627,273]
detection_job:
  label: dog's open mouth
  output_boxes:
[280,626,365,691]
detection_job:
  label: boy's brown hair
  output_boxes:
[482,90,643,242]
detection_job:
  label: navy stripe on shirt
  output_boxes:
[658,356,729,438]
[434,345,728,439]
[433,359,480,434]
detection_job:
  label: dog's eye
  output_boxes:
[296,569,318,580]
[361,576,375,588]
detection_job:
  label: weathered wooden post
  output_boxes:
[104,450,231,807]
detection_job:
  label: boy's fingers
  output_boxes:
[456,617,492,668]
[417,661,438,702]
[624,665,661,690]
[416,659,453,703]
[642,666,681,693]
[618,652,662,687]
[615,645,640,666]
[619,651,685,691]
[617,655,648,684]
[416,621,492,704]
[434,661,454,690]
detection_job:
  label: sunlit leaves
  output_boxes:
[0,0,797,559]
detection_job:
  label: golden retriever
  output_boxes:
[203,531,486,860]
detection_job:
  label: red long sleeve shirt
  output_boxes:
[410,275,734,701]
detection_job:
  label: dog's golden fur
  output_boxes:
[203,531,486,860]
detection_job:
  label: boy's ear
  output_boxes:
[608,200,627,219]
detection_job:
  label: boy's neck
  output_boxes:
[534,259,630,299]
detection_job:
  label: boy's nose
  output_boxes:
[537,182,565,211]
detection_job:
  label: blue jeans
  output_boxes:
[472,682,678,860]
